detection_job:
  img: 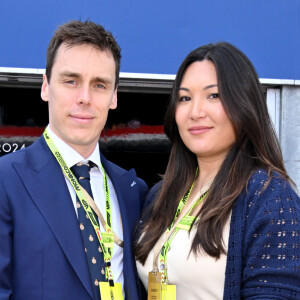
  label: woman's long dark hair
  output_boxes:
[135,42,290,262]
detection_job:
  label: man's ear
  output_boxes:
[109,88,118,110]
[41,74,49,102]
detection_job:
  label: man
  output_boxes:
[0,20,148,300]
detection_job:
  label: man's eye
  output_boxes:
[65,80,76,85]
[96,83,105,89]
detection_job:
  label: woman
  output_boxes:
[135,42,300,299]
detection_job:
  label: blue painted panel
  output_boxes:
[0,0,299,79]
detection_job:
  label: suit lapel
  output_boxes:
[13,137,94,299]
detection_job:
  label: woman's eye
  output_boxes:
[208,93,219,99]
[178,96,191,102]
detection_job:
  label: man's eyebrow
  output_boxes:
[93,76,113,85]
[59,71,81,78]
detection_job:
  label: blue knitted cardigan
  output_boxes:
[224,170,300,299]
[139,169,300,299]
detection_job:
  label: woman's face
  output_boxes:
[175,60,236,162]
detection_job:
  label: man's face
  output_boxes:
[41,43,117,157]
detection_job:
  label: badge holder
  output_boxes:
[148,270,162,300]
[148,271,176,300]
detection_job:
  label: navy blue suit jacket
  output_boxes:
[0,136,148,300]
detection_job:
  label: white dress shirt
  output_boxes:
[47,125,124,297]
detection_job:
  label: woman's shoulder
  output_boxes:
[246,168,298,200]
[232,170,300,299]
[149,180,163,198]
[142,180,163,210]
[235,168,299,225]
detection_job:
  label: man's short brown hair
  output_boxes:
[45,20,121,88]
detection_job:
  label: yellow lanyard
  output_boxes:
[43,129,115,284]
[159,191,208,283]
[148,177,210,300]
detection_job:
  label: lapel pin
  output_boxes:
[131,181,136,187]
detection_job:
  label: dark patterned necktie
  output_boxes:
[71,161,105,300]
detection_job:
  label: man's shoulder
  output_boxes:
[0,136,47,172]
[0,142,30,168]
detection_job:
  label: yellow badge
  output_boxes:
[147,271,162,300]
[99,282,123,300]
[161,284,176,300]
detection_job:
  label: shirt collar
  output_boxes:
[46,125,102,173]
